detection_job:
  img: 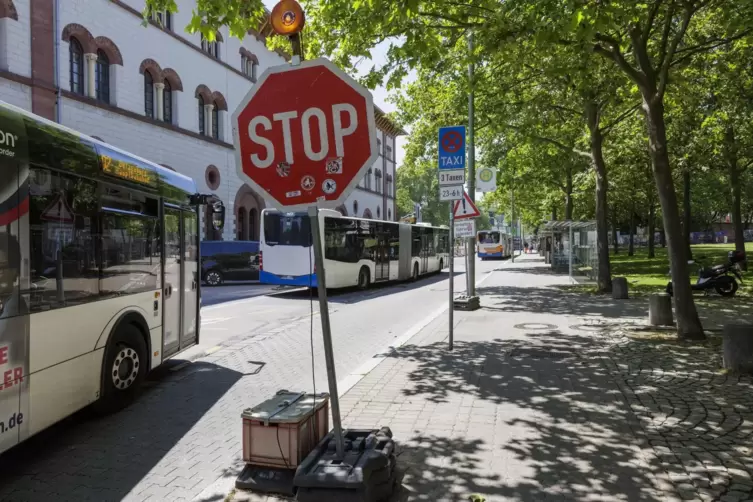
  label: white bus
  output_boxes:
[259,209,450,289]
[0,102,224,454]
[477,230,510,259]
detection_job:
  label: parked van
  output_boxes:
[201,240,260,286]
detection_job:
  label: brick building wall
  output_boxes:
[0,0,402,241]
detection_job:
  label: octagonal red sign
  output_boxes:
[232,58,377,211]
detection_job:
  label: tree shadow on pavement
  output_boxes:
[477,284,647,320]
[0,361,243,501]
[384,330,668,501]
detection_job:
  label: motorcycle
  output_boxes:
[666,250,745,297]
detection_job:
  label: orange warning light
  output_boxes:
[270,0,305,36]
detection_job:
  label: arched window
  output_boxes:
[198,95,205,135]
[211,102,219,139]
[237,208,246,240]
[163,79,172,123]
[95,50,110,103]
[353,200,358,215]
[144,71,154,118]
[365,168,372,190]
[249,208,258,240]
[69,38,84,95]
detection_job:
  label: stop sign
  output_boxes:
[232,58,377,211]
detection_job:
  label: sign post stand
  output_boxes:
[308,206,345,458]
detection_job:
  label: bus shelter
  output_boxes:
[540,220,598,283]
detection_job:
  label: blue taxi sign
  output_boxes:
[437,126,466,170]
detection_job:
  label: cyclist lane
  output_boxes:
[0,257,503,501]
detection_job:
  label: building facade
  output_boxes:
[0,0,402,241]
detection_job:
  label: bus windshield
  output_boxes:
[478,231,500,244]
[263,212,311,247]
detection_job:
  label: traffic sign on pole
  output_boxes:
[438,170,465,186]
[232,58,377,211]
[454,219,476,238]
[439,185,464,201]
[437,126,466,170]
[452,190,481,219]
[233,56,378,462]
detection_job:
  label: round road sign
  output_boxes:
[441,130,463,153]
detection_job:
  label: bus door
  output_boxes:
[420,231,430,274]
[375,230,389,281]
[162,205,199,358]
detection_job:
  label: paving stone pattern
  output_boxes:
[601,329,753,502]
[329,256,753,502]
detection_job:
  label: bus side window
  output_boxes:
[28,168,100,311]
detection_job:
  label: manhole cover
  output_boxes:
[513,323,557,330]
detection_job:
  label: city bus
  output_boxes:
[259,208,449,289]
[477,230,509,259]
[0,101,224,454]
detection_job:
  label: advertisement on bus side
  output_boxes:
[0,106,31,453]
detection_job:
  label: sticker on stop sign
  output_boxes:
[232,58,378,211]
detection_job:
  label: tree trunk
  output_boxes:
[725,125,747,271]
[628,205,635,256]
[643,96,704,340]
[683,169,693,260]
[648,201,656,258]
[612,206,619,255]
[660,229,666,248]
[586,101,612,293]
[552,207,557,221]
[564,167,573,220]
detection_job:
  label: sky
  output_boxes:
[260,1,407,166]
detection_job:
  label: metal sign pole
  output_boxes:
[466,31,476,297]
[308,206,345,459]
[449,206,454,351]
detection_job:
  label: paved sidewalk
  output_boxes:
[336,254,667,502]
[229,254,753,502]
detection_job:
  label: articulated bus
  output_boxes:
[477,230,510,259]
[259,209,450,289]
[0,101,224,455]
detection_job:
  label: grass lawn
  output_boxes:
[610,242,752,296]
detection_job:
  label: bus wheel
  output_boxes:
[357,267,370,290]
[412,263,419,281]
[205,270,223,286]
[94,323,147,414]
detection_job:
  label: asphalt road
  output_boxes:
[0,256,501,502]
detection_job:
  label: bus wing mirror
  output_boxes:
[212,202,225,231]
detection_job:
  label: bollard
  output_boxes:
[722,324,753,374]
[612,277,629,299]
[648,294,673,326]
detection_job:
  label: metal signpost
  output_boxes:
[448,207,454,351]
[438,125,465,349]
[232,57,378,459]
